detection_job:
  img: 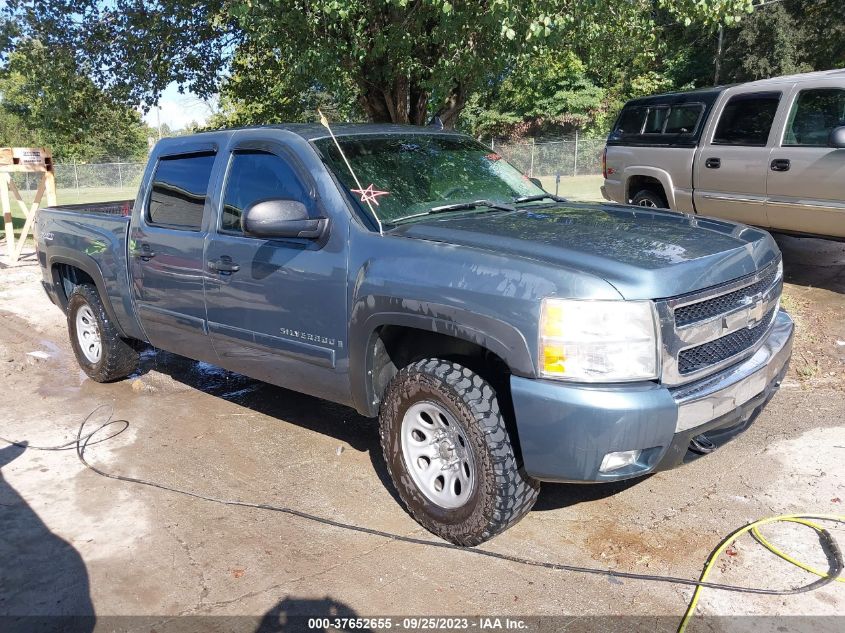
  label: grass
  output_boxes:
[537,174,604,201]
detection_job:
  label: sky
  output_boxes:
[141,83,217,131]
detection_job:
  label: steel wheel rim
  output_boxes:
[637,198,658,208]
[400,400,476,509]
[75,305,102,364]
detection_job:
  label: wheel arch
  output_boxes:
[624,167,675,208]
[47,248,128,338]
[349,302,535,418]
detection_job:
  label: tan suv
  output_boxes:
[602,69,845,239]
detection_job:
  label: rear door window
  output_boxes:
[147,152,216,230]
[783,88,845,146]
[713,92,781,146]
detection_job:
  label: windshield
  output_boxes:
[313,133,546,225]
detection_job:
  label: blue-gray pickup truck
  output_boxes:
[35,124,793,545]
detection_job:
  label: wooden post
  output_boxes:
[44,169,57,207]
[1,173,13,260]
[0,147,56,264]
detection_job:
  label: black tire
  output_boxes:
[379,359,539,545]
[631,188,668,209]
[67,284,139,382]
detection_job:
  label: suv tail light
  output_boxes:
[601,147,608,179]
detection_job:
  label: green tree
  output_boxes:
[719,1,811,82]
[461,51,606,138]
[0,40,150,160]
[2,0,756,128]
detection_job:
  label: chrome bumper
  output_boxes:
[671,309,794,433]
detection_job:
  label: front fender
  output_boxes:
[349,296,535,417]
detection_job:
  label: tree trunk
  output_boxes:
[435,81,467,129]
[359,75,432,126]
[358,82,393,123]
[409,83,429,126]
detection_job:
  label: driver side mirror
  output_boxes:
[829,126,845,148]
[528,177,544,189]
[242,198,329,239]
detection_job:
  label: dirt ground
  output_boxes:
[0,234,843,633]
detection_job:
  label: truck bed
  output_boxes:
[44,199,134,217]
[36,199,143,340]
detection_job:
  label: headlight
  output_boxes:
[539,298,660,382]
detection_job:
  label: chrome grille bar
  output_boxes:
[657,258,783,386]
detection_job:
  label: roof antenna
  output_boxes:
[428,115,444,130]
[318,109,383,234]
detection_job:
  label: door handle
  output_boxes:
[207,256,240,274]
[705,157,721,169]
[138,243,156,261]
[770,158,791,172]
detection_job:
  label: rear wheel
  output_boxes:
[379,359,539,545]
[631,188,668,209]
[67,284,139,382]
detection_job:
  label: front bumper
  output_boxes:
[510,309,794,483]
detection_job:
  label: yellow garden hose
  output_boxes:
[678,513,845,633]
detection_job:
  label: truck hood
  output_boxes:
[389,202,780,300]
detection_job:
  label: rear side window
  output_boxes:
[784,88,845,146]
[713,92,781,146]
[221,150,311,234]
[613,107,647,136]
[664,105,704,134]
[610,103,705,143]
[147,152,216,230]
[643,107,669,134]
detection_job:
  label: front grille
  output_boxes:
[678,308,776,374]
[674,267,778,327]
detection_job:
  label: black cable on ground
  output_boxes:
[2,405,843,631]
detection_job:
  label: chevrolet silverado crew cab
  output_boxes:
[602,68,845,239]
[36,124,793,545]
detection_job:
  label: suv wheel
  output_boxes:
[379,359,539,545]
[67,284,139,382]
[631,189,668,208]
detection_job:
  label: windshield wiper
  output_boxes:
[513,194,567,204]
[430,199,516,213]
[391,199,516,225]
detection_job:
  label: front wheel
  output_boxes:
[379,359,539,545]
[67,284,139,382]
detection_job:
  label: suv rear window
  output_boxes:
[609,103,705,144]
[664,105,704,134]
[614,107,647,135]
[147,152,216,230]
[713,92,781,146]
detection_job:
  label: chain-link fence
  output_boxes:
[489,135,606,199]
[9,135,607,207]
[492,135,605,176]
[11,162,145,207]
